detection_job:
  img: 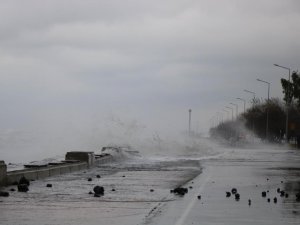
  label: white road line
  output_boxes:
[175,172,211,225]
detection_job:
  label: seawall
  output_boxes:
[0,151,115,186]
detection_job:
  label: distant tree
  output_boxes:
[281,71,300,105]
[243,98,285,140]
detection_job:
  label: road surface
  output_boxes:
[1,142,300,225]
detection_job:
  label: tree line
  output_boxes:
[210,71,300,145]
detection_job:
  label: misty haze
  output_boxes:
[1,1,300,225]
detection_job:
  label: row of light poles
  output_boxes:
[212,63,292,142]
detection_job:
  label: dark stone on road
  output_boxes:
[93,186,104,195]
[18,184,29,192]
[197,195,201,200]
[277,188,280,193]
[171,187,188,196]
[96,175,101,178]
[89,191,93,195]
[267,198,270,202]
[19,176,30,186]
[231,188,237,194]
[274,197,277,203]
[235,193,240,201]
[88,178,92,182]
[280,190,285,197]
[226,192,231,197]
[262,191,267,197]
[248,199,251,206]
[0,191,9,197]
[285,193,289,198]
[296,193,300,202]
[150,189,154,192]
[10,188,16,192]
[46,184,52,188]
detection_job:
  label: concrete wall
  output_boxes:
[95,155,115,165]
[0,161,7,186]
[66,152,95,167]
[6,162,88,185]
[1,151,115,186]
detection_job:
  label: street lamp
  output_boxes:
[188,109,192,136]
[274,63,291,143]
[244,89,256,133]
[237,98,246,113]
[223,109,229,121]
[226,106,234,121]
[244,89,256,106]
[217,111,223,124]
[257,78,270,140]
[230,103,238,119]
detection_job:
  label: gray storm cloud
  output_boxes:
[0,0,299,162]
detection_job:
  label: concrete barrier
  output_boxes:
[66,151,95,167]
[0,161,7,186]
[1,151,115,186]
[6,162,88,185]
[49,167,61,177]
[95,155,115,165]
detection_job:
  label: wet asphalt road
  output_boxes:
[149,146,300,225]
[0,155,201,225]
[1,144,300,225]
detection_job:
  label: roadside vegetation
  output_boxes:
[210,71,300,145]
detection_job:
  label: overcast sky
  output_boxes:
[0,0,299,161]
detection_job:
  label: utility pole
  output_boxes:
[237,97,246,114]
[257,78,270,140]
[274,64,291,143]
[188,109,192,136]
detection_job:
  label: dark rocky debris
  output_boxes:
[231,188,237,194]
[93,186,104,196]
[18,184,29,192]
[171,187,188,196]
[19,176,30,186]
[0,191,9,197]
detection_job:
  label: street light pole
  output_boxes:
[230,103,238,119]
[226,106,234,121]
[217,112,223,124]
[244,89,256,106]
[257,78,270,140]
[223,109,229,121]
[244,89,256,133]
[188,109,192,136]
[237,97,246,114]
[274,63,291,143]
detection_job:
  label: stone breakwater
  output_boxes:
[0,150,115,187]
